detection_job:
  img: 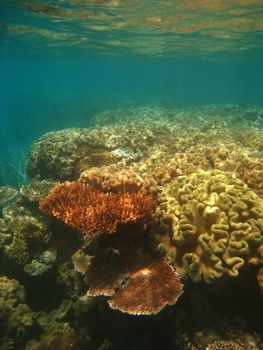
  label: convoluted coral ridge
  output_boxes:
[156,170,263,283]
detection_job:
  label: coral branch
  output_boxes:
[39,182,157,236]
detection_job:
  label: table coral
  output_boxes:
[155,170,263,283]
[39,182,157,235]
[108,258,183,315]
[84,248,183,315]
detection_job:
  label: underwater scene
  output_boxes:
[1,1,263,349]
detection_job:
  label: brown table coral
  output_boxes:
[108,258,183,315]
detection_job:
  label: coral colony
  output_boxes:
[0,106,263,349]
[39,182,157,236]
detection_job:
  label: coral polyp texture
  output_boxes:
[108,259,183,315]
[25,128,117,181]
[0,202,51,266]
[205,340,245,350]
[79,164,145,193]
[39,181,157,235]
[0,186,17,209]
[0,276,34,347]
[156,169,263,283]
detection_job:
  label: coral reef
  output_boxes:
[80,164,145,193]
[0,201,52,267]
[27,330,89,350]
[39,182,157,235]
[25,129,117,181]
[0,186,17,210]
[20,180,59,202]
[205,340,245,350]
[0,276,34,348]
[155,170,263,283]
[1,106,263,349]
[75,143,116,175]
[108,258,183,315]
[133,150,210,192]
[234,156,263,197]
[72,224,183,315]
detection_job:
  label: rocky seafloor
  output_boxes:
[0,105,263,350]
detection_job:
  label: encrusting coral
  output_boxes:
[20,180,59,202]
[0,276,34,347]
[39,181,157,235]
[133,150,210,191]
[80,164,145,193]
[205,340,245,350]
[25,128,117,181]
[0,201,52,266]
[0,186,17,210]
[155,170,263,283]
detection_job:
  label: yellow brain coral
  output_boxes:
[155,170,263,283]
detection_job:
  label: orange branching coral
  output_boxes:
[108,259,183,315]
[39,182,157,235]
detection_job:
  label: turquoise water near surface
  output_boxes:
[1,1,263,188]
